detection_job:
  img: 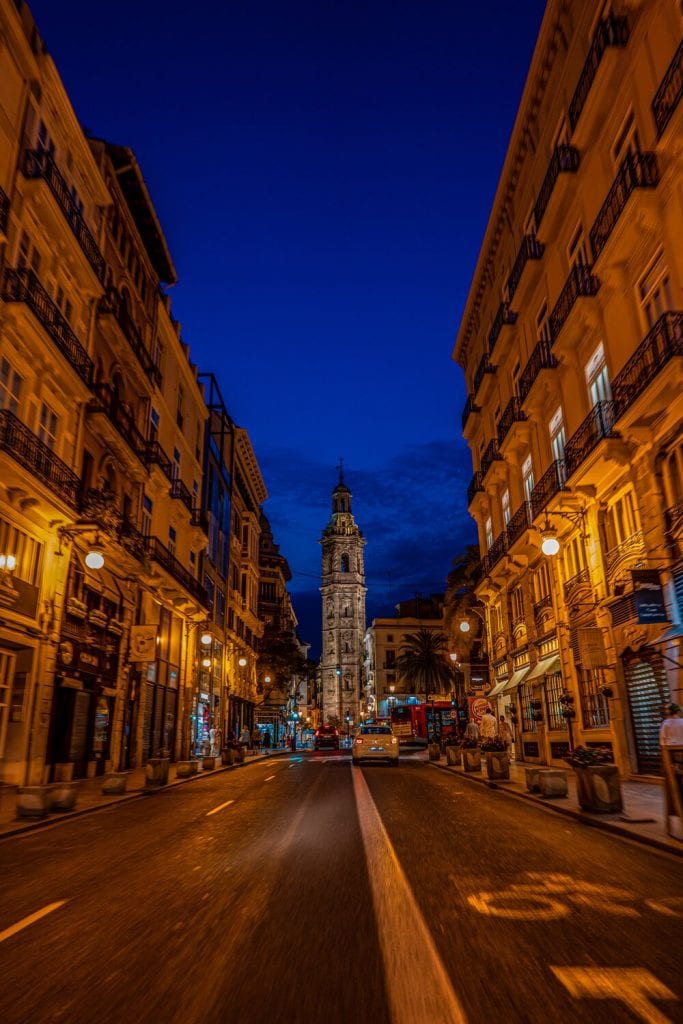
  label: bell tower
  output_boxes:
[320,464,366,728]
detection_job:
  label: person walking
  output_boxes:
[660,703,683,746]
[262,729,272,752]
[480,707,497,743]
[464,719,480,744]
[498,715,513,756]
[251,725,261,752]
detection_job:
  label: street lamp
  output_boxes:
[458,619,471,633]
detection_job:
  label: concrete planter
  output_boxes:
[222,747,236,766]
[16,786,49,818]
[525,767,544,792]
[235,746,246,764]
[101,772,129,794]
[145,758,170,789]
[202,756,217,771]
[573,765,622,813]
[47,781,79,812]
[446,746,461,766]
[175,761,198,779]
[463,748,482,773]
[539,770,568,799]
[428,742,441,762]
[485,751,510,780]
[54,763,75,782]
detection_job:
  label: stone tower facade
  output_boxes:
[320,471,366,728]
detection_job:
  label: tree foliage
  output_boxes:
[395,628,455,698]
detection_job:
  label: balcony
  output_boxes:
[0,409,79,508]
[98,288,162,387]
[0,186,9,239]
[79,488,149,563]
[88,382,148,460]
[143,440,174,481]
[589,152,659,264]
[146,536,209,607]
[506,235,544,303]
[550,264,600,344]
[2,268,93,385]
[652,39,682,137]
[568,15,629,133]
[467,470,484,507]
[461,393,481,432]
[518,339,558,406]
[533,594,552,622]
[530,459,566,520]
[665,501,683,544]
[497,396,526,448]
[533,145,580,230]
[603,530,645,582]
[563,401,619,480]
[506,501,531,548]
[190,508,209,533]
[487,302,518,356]
[483,531,508,576]
[563,567,590,606]
[170,477,194,514]
[473,352,496,396]
[23,149,105,282]
[612,312,682,420]
[480,438,503,479]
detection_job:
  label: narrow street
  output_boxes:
[0,754,680,1024]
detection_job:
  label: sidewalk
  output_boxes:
[432,757,683,857]
[0,750,286,840]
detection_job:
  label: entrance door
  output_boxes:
[624,656,669,774]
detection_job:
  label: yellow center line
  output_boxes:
[0,901,67,944]
[206,799,235,816]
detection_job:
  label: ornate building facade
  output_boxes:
[320,472,366,727]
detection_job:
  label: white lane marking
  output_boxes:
[352,768,467,1024]
[264,775,276,782]
[206,799,235,816]
[0,901,67,944]
[551,967,677,1024]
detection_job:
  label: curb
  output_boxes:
[430,761,683,859]
[0,751,288,841]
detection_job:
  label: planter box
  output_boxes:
[101,772,129,794]
[574,765,622,813]
[428,742,441,762]
[485,751,510,780]
[47,781,78,812]
[539,770,568,798]
[446,747,461,766]
[145,758,170,789]
[525,767,544,792]
[16,786,49,818]
[463,748,482,773]
[202,756,216,771]
[235,746,246,764]
[222,748,236,766]
[54,762,74,782]
[176,761,198,779]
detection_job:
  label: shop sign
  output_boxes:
[467,696,492,724]
[576,627,610,669]
[632,569,668,624]
[130,625,158,662]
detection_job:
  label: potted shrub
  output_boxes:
[461,736,481,773]
[481,736,510,779]
[564,745,622,813]
[222,746,236,766]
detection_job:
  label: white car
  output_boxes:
[352,725,399,766]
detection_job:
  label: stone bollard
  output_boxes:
[101,772,129,794]
[463,748,482,773]
[539,770,569,799]
[446,746,461,766]
[485,751,510,780]
[202,755,216,771]
[525,767,546,793]
[47,781,79,812]
[145,758,170,789]
[16,786,50,818]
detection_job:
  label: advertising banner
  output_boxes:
[130,625,158,662]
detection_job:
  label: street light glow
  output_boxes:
[238,656,247,667]
[85,548,105,570]
[459,620,471,633]
[200,632,212,647]
[542,533,561,556]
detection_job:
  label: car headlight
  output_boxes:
[391,737,398,744]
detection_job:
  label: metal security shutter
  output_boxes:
[624,657,669,775]
[673,566,683,619]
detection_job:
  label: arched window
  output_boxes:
[340,553,350,573]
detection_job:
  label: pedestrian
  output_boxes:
[263,729,272,751]
[480,706,497,743]
[660,703,683,746]
[239,725,250,750]
[498,715,513,756]
[251,726,261,752]
[464,719,480,744]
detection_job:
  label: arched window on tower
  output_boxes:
[340,553,350,573]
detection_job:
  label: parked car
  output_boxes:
[314,725,340,751]
[352,725,399,766]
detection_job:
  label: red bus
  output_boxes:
[390,702,459,745]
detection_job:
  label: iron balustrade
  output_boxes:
[483,531,508,575]
[143,440,174,481]
[518,339,557,405]
[89,382,148,459]
[497,396,526,447]
[568,15,629,132]
[146,536,209,606]
[590,152,659,263]
[563,401,619,479]
[603,530,645,577]
[2,268,93,384]
[488,302,518,355]
[652,39,682,137]
[461,393,481,431]
[549,264,600,343]
[563,567,590,603]
[480,438,503,478]
[190,508,209,532]
[467,471,484,507]
[532,594,552,620]
[533,145,580,229]
[530,459,566,520]
[79,488,148,562]
[98,288,162,387]
[506,501,531,547]
[665,501,683,538]
[611,311,683,416]
[506,235,545,303]
[0,409,80,506]
[23,149,105,281]
[170,477,194,513]
[0,186,9,236]
[473,352,496,396]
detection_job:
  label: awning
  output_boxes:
[527,654,561,681]
[502,665,531,692]
[648,624,683,646]
[487,679,509,699]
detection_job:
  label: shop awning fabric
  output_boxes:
[487,679,509,698]
[527,654,561,681]
[502,666,531,692]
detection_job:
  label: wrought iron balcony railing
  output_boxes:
[550,264,600,343]
[568,15,629,132]
[473,351,496,395]
[2,268,93,384]
[506,501,531,548]
[532,594,552,620]
[98,288,162,387]
[533,145,580,230]
[530,459,566,521]
[603,530,645,577]
[488,302,518,356]
[506,235,544,303]
[590,152,659,263]
[518,339,557,405]
[611,311,682,418]
[0,409,80,507]
[170,477,194,513]
[143,439,174,481]
[652,39,682,137]
[467,470,484,507]
[665,501,683,538]
[0,186,9,236]
[563,566,590,604]
[563,400,619,479]
[481,438,503,478]
[497,396,526,448]
[146,536,209,607]
[88,382,148,459]
[79,488,149,562]
[483,531,508,576]
[23,149,105,281]
[461,393,481,431]
[190,508,209,532]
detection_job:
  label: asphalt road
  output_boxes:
[0,751,681,1024]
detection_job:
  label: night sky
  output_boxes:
[28,0,546,655]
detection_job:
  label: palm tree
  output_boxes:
[395,629,455,741]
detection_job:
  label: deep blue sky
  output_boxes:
[29,0,545,654]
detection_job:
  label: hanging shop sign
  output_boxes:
[130,625,158,662]
[632,569,668,625]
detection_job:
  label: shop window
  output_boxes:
[519,683,537,732]
[544,673,566,731]
[578,667,610,728]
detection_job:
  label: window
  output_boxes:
[549,406,566,464]
[605,490,641,550]
[37,120,55,157]
[55,286,73,324]
[563,532,587,582]
[612,110,640,167]
[522,454,535,506]
[387,634,394,643]
[189,550,196,575]
[639,252,673,330]
[168,525,176,556]
[533,563,551,604]
[176,385,184,429]
[519,683,537,733]
[172,447,181,481]
[510,587,524,623]
[0,358,23,415]
[536,302,552,343]
[340,553,350,573]
[578,667,610,728]
[585,342,611,406]
[37,402,58,450]
[568,224,589,268]
[502,490,511,527]
[552,115,570,150]
[149,407,160,442]
[485,516,494,550]
[17,231,40,275]
[385,650,396,669]
[544,673,566,731]
[142,495,153,537]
